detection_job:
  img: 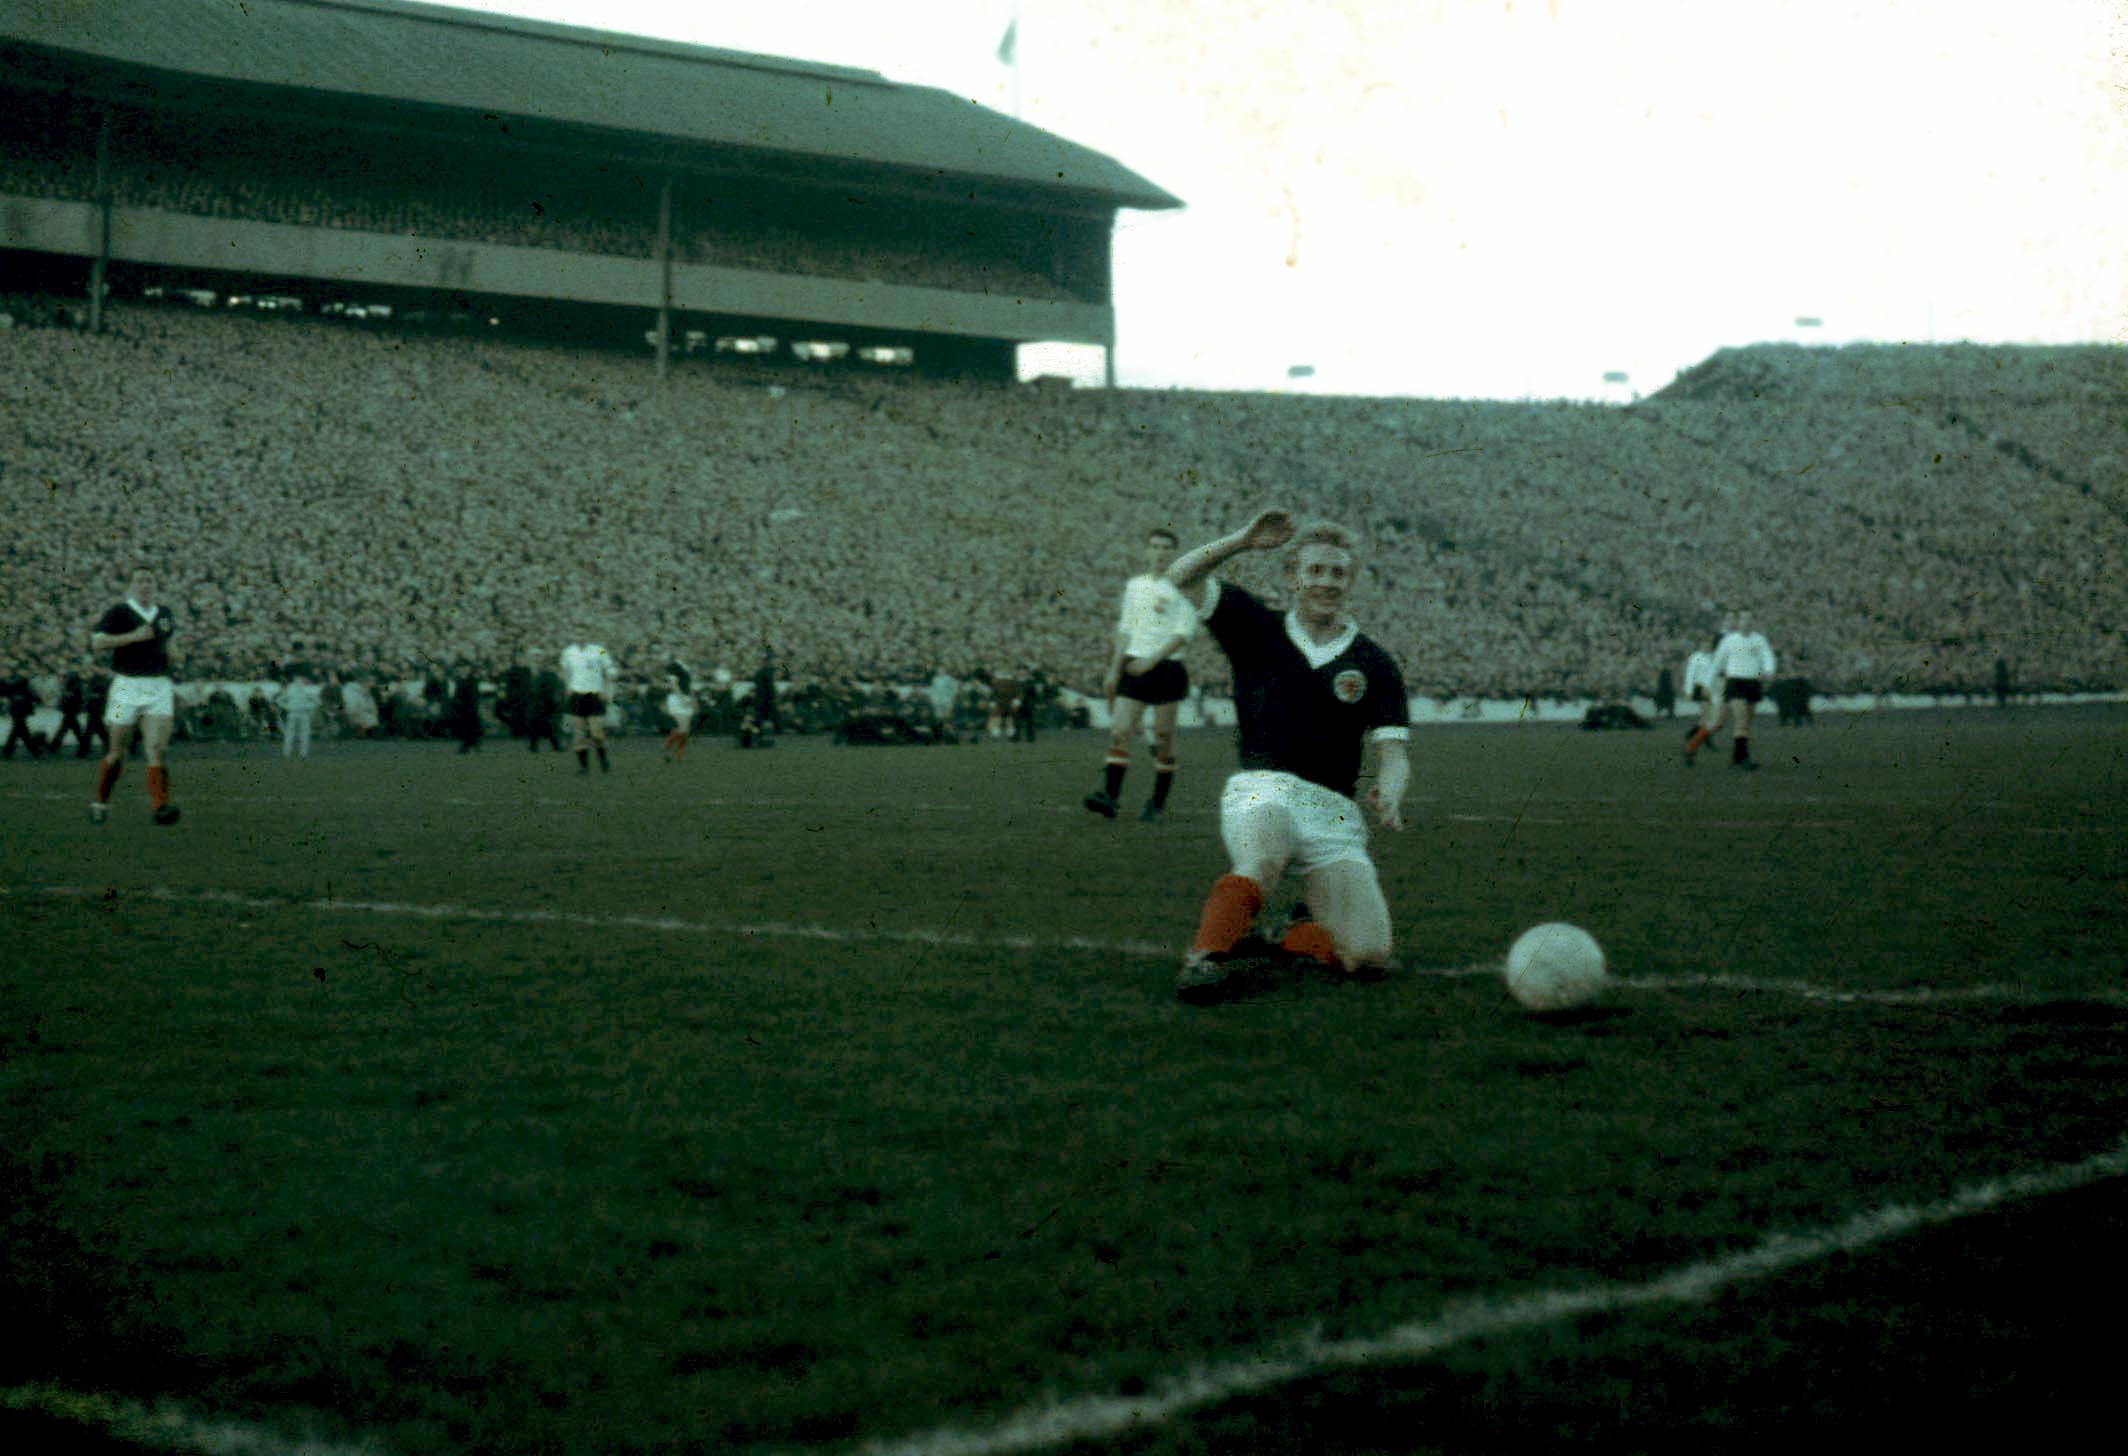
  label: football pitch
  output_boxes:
[2,706,2124,1455]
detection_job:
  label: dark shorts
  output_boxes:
[567,692,607,719]
[1722,678,1764,704]
[1119,659,1189,707]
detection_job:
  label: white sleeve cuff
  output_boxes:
[1370,726,1412,742]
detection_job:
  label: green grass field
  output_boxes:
[2,707,2124,1455]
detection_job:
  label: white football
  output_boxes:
[1504,923,1609,1011]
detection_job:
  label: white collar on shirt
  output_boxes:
[1199,581,1359,669]
[1284,611,1357,669]
[127,598,158,621]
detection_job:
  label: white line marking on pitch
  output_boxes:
[854,1135,2128,1456]
[6,885,2121,1009]
[12,1140,2127,1456]
[0,1381,384,1456]
[1612,972,2094,1007]
[4,786,2116,832]
[0,884,1192,964]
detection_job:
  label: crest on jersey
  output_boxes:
[1332,668,1367,704]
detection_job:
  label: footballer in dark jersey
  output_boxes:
[1165,511,1411,1002]
[88,570,182,824]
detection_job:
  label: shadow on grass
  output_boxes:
[1521,1004,1635,1030]
[0,1144,200,1454]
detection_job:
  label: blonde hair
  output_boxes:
[1285,520,1361,574]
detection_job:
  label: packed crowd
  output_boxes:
[3,303,2122,711]
[0,96,1081,303]
[0,654,1072,755]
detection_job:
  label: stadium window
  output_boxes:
[715,335,778,356]
[792,341,849,363]
[857,346,913,367]
[642,328,711,354]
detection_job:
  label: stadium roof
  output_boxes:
[0,0,1182,212]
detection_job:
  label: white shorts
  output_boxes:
[105,675,175,727]
[1220,770,1372,876]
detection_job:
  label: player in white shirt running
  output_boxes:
[661,666,698,762]
[1685,610,1777,770]
[1680,622,1722,752]
[559,639,618,774]
[1085,527,1198,823]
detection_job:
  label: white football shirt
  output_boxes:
[1713,631,1776,680]
[561,643,616,695]
[1116,575,1197,659]
[1683,650,1717,697]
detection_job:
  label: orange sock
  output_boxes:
[673,732,688,760]
[1685,726,1712,754]
[94,758,124,802]
[147,764,170,810]
[1280,921,1342,970]
[1190,874,1263,955]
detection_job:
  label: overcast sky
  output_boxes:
[444,0,2125,400]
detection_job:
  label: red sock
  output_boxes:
[1685,726,1712,753]
[147,764,169,810]
[95,758,124,802]
[1280,921,1342,970]
[1190,874,1263,955]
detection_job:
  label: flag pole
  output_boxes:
[999,2,1022,118]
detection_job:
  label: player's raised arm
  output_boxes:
[1166,510,1295,595]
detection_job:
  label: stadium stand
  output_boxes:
[2,4,2120,725]
[0,0,1170,378]
[2,302,2122,719]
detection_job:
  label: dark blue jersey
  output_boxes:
[1203,581,1409,799]
[96,601,174,678]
